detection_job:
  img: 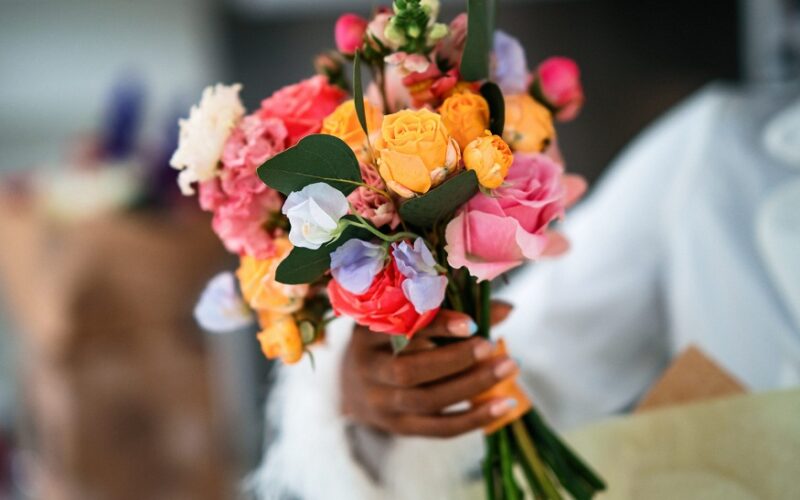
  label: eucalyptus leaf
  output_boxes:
[461,0,490,82]
[399,170,479,228]
[391,335,410,354]
[480,81,505,136]
[257,134,362,196]
[275,216,373,284]
[353,51,369,138]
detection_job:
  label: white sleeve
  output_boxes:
[495,87,728,429]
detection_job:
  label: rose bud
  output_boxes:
[439,91,490,150]
[335,13,369,56]
[463,132,514,189]
[533,56,584,122]
[503,93,555,153]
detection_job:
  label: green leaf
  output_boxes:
[461,0,490,81]
[353,51,369,138]
[480,81,505,136]
[399,170,479,228]
[258,134,362,196]
[275,216,373,284]
[391,335,410,354]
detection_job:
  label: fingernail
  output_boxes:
[489,398,517,417]
[448,318,477,337]
[494,359,517,379]
[473,341,493,361]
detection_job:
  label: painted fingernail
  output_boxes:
[494,359,517,379]
[489,398,518,417]
[448,318,477,337]
[473,341,493,361]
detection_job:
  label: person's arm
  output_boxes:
[496,88,728,429]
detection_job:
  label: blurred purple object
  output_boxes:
[101,76,145,160]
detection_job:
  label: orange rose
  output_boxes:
[256,311,303,364]
[375,109,461,198]
[237,238,308,314]
[463,132,514,189]
[502,94,555,152]
[321,99,382,158]
[439,91,490,150]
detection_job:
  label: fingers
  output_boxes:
[368,336,494,387]
[374,357,518,414]
[379,398,517,438]
[563,174,587,208]
[489,300,513,326]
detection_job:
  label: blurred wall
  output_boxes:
[0,0,223,172]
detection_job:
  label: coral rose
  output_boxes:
[375,109,460,197]
[328,255,439,337]
[439,91,490,150]
[260,75,346,146]
[445,153,565,281]
[321,99,382,159]
[502,93,555,153]
[463,132,514,189]
[236,238,309,314]
[256,311,304,364]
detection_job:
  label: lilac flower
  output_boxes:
[392,238,447,313]
[330,239,387,294]
[193,272,255,333]
[492,31,529,95]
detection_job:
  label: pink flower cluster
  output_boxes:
[446,154,566,281]
[200,76,346,259]
[348,164,401,229]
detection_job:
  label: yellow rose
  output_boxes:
[237,238,309,314]
[376,109,461,198]
[463,132,514,189]
[439,91,490,150]
[256,311,303,364]
[502,94,555,152]
[321,99,382,156]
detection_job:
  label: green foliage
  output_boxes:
[399,170,479,227]
[353,51,369,138]
[480,81,505,136]
[257,134,362,196]
[461,0,491,81]
[390,335,410,354]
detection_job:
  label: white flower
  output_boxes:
[193,272,255,334]
[170,83,245,195]
[282,183,349,250]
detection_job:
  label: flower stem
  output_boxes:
[511,419,563,500]
[478,280,492,339]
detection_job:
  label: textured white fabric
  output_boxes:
[250,83,800,499]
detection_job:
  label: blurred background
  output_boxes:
[0,0,795,498]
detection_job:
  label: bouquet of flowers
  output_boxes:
[173,0,604,498]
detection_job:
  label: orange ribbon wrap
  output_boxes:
[471,338,533,435]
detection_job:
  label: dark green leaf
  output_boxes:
[353,51,369,138]
[275,216,373,284]
[480,81,505,136]
[461,0,490,82]
[399,170,479,228]
[391,335,410,354]
[258,134,362,196]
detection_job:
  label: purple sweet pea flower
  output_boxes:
[330,239,387,295]
[492,31,529,94]
[392,238,447,314]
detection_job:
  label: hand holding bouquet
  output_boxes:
[175,1,603,497]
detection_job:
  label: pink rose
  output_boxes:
[198,112,288,259]
[335,13,368,56]
[348,163,400,229]
[260,76,346,146]
[534,57,584,122]
[445,154,565,281]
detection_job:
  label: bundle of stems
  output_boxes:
[474,281,606,500]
